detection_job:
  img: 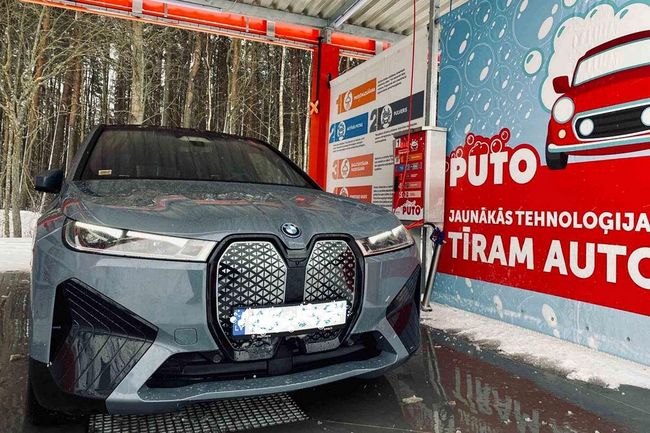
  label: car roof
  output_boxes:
[583,30,650,59]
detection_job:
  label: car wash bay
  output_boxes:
[7,0,650,431]
[3,272,650,432]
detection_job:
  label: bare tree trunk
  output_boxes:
[65,56,82,173]
[302,58,312,170]
[53,70,74,169]
[114,47,127,123]
[161,43,171,127]
[101,59,109,122]
[278,46,286,152]
[224,39,240,134]
[206,36,213,130]
[129,21,145,124]
[10,120,23,237]
[182,33,202,128]
[2,127,13,237]
[21,8,50,204]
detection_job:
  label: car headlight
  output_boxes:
[552,97,574,124]
[64,220,216,261]
[356,225,415,256]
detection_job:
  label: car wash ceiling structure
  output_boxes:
[23,0,465,186]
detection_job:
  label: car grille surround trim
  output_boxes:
[573,100,650,141]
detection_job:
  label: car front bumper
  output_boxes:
[547,134,650,154]
[31,226,421,415]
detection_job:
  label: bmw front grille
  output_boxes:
[210,237,360,361]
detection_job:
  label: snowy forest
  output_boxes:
[0,0,360,237]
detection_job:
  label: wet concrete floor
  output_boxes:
[2,271,650,433]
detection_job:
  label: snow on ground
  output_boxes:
[0,238,32,272]
[0,210,39,238]
[422,303,650,390]
[0,210,37,272]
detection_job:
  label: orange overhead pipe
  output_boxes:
[22,0,386,55]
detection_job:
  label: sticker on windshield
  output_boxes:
[98,169,112,176]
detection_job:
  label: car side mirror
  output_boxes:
[553,76,571,94]
[35,169,64,194]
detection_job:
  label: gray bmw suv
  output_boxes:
[29,125,421,416]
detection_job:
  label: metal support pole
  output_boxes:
[424,0,441,127]
[421,229,443,311]
[420,224,429,301]
[421,0,442,311]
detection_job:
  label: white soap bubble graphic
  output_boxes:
[518,100,534,120]
[439,66,462,118]
[476,89,493,113]
[465,43,495,87]
[454,106,476,135]
[497,42,514,63]
[465,278,472,288]
[524,49,543,75]
[492,65,512,92]
[538,17,554,40]
[459,39,468,55]
[514,0,563,48]
[519,0,528,14]
[474,1,492,26]
[540,3,650,110]
[446,95,457,112]
[496,0,513,11]
[563,0,576,7]
[490,16,508,42]
[509,82,525,102]
[446,19,472,60]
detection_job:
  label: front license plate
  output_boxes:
[231,301,347,336]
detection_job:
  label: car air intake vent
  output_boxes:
[303,240,357,351]
[576,103,650,140]
[215,241,287,361]
[49,279,157,399]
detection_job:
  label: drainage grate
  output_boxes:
[88,393,308,433]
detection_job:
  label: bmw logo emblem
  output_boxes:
[281,223,301,238]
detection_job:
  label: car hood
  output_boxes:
[569,65,650,114]
[61,180,399,249]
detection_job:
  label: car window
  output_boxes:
[573,37,650,86]
[80,129,313,188]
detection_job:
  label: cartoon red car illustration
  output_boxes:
[545,30,650,169]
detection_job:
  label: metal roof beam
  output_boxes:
[196,0,404,42]
[328,0,372,28]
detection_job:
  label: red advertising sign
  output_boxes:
[332,185,372,203]
[393,131,426,221]
[331,154,374,180]
[439,128,650,316]
[336,78,377,114]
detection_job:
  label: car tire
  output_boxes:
[546,147,568,170]
[26,373,74,426]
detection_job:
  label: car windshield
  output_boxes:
[80,128,313,188]
[573,36,650,86]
